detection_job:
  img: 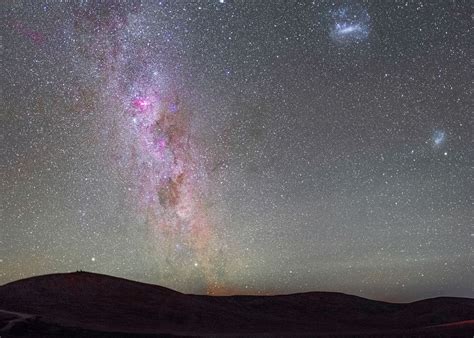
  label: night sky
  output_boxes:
[1,0,472,302]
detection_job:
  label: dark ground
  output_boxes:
[1,272,473,337]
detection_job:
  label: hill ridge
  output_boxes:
[1,272,473,337]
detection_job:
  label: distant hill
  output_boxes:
[1,272,473,337]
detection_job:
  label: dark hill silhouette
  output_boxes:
[0,272,473,337]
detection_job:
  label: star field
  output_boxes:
[1,0,472,301]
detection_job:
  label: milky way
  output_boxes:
[2,1,473,301]
[69,3,223,291]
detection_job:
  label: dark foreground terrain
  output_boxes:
[0,272,473,337]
